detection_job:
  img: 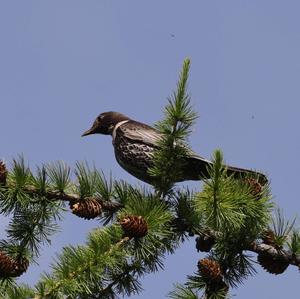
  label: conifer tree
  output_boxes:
[0,59,299,298]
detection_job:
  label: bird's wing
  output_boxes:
[118,120,163,147]
[119,120,210,159]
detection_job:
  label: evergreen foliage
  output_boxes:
[0,59,299,298]
[149,59,197,195]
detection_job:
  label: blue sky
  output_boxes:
[1,1,299,298]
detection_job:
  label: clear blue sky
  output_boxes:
[1,1,299,298]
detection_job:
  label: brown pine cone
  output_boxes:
[70,198,102,220]
[10,257,29,277]
[257,252,289,275]
[0,161,7,186]
[119,215,148,238]
[0,251,16,278]
[0,252,29,278]
[198,258,229,297]
[195,234,215,252]
[197,258,223,282]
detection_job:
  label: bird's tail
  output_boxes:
[183,156,267,185]
[224,164,268,185]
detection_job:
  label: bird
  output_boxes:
[82,111,267,185]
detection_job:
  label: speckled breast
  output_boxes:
[113,134,154,183]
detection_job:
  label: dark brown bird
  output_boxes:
[82,112,267,185]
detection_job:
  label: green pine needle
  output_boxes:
[0,282,34,299]
[75,161,98,198]
[10,155,32,189]
[94,170,113,201]
[186,274,228,299]
[31,165,48,193]
[168,284,199,299]
[269,209,296,249]
[47,161,71,193]
[0,156,33,215]
[150,58,197,194]
[194,149,273,288]
[6,201,61,257]
[287,230,300,254]
[196,149,272,237]
[171,190,202,238]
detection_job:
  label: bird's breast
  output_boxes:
[113,133,154,183]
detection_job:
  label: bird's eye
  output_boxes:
[97,115,104,121]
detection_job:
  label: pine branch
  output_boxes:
[194,228,300,269]
[174,230,300,299]
[92,262,142,299]
[176,149,299,296]
[0,159,124,219]
[287,230,300,254]
[0,59,298,299]
[37,234,132,298]
[21,186,124,212]
[168,283,199,299]
[0,159,126,282]
[248,241,300,268]
[33,191,175,298]
[149,58,197,195]
[0,282,34,299]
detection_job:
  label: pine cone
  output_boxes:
[119,215,148,238]
[195,234,215,252]
[244,178,263,199]
[198,258,229,297]
[0,251,16,278]
[197,258,223,282]
[70,198,102,219]
[0,252,28,278]
[0,160,7,186]
[257,252,289,274]
[11,257,29,277]
[262,230,278,247]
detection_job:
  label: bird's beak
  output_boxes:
[81,125,97,137]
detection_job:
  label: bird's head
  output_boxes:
[82,111,130,136]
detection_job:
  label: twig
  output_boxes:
[248,242,300,267]
[22,186,124,212]
[178,223,300,270]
